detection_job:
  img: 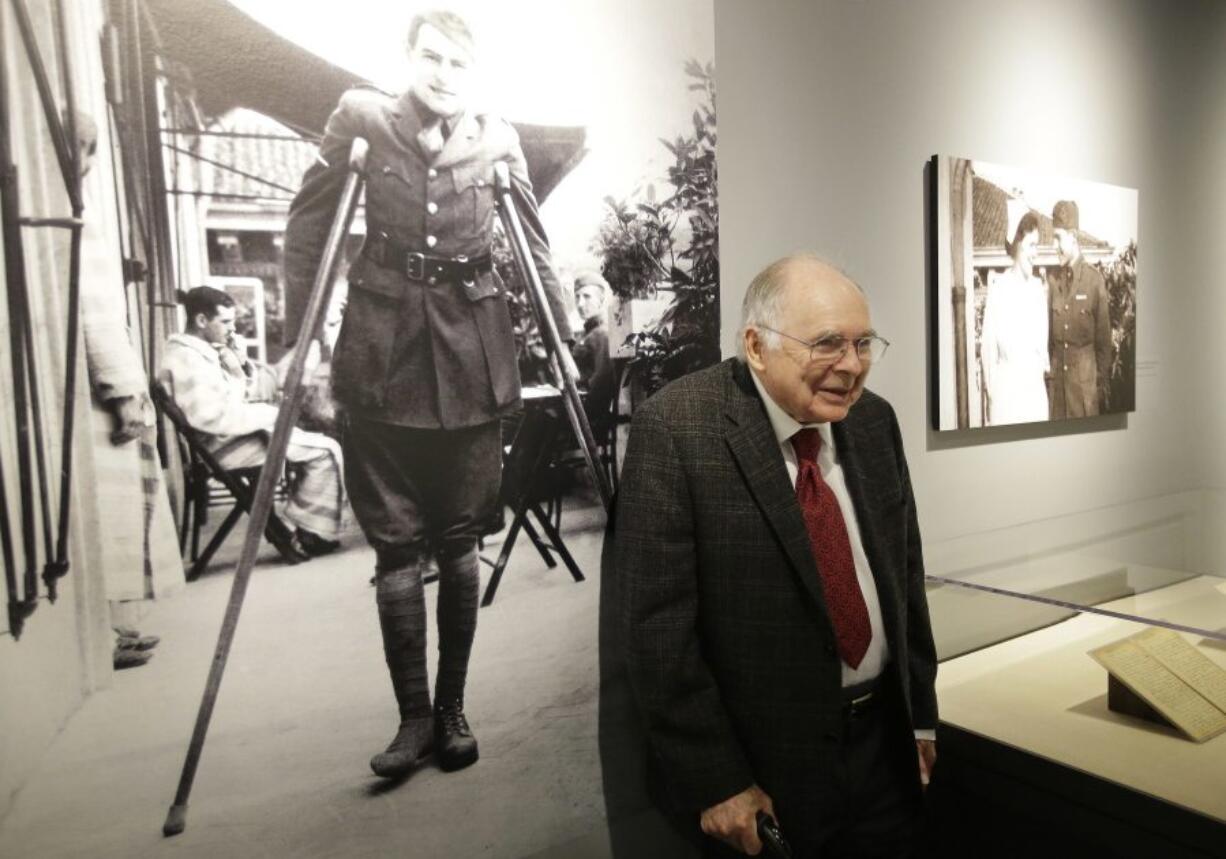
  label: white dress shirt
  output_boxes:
[748,371,889,687]
[749,371,935,743]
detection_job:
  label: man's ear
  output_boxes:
[743,327,765,371]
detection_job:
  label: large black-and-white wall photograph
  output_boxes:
[0,0,719,856]
[934,156,1138,431]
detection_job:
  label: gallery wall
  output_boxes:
[714,0,1225,567]
[1188,0,1226,461]
[1185,0,1226,572]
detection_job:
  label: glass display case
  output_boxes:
[923,495,1226,858]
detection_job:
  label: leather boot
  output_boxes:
[370,560,434,778]
[370,716,434,778]
[434,546,479,707]
[434,698,479,771]
[434,545,480,772]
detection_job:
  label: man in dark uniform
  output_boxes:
[571,271,616,430]
[282,8,572,779]
[1047,199,1113,418]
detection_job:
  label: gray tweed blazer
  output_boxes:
[614,357,938,826]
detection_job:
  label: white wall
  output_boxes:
[714,0,1222,558]
[1189,4,1226,494]
[1186,2,1226,575]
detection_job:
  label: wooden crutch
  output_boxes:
[492,161,613,512]
[162,137,368,837]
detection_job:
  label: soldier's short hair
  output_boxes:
[1052,199,1080,232]
[180,286,234,322]
[407,9,476,57]
[574,271,609,296]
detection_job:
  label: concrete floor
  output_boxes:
[0,500,618,858]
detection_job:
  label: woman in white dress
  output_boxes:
[980,211,1050,425]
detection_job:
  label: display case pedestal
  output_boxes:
[928,723,1226,859]
[928,573,1226,857]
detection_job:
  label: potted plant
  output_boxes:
[593,59,720,398]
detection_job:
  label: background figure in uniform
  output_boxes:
[572,271,616,432]
[159,287,345,557]
[980,212,1049,425]
[1047,200,1112,418]
[282,9,573,779]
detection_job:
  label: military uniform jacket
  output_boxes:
[573,317,615,423]
[283,88,572,429]
[1047,257,1112,418]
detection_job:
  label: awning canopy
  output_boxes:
[142,0,586,201]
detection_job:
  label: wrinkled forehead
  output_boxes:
[779,262,870,325]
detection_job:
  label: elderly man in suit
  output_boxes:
[615,255,938,857]
[282,9,571,779]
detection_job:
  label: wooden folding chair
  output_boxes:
[151,383,304,580]
[480,387,585,606]
[540,370,625,532]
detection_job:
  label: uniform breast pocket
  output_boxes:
[366,157,414,227]
[1073,304,1093,338]
[451,161,495,237]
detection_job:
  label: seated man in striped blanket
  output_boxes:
[159,286,345,557]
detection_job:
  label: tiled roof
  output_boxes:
[972,173,1109,251]
[972,175,1009,248]
[201,109,316,202]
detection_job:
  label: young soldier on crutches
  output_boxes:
[280,9,593,780]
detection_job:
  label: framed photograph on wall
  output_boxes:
[933,156,1138,431]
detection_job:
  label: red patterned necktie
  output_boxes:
[791,428,872,668]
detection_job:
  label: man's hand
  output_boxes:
[218,334,252,378]
[108,395,146,444]
[700,784,775,855]
[916,739,937,789]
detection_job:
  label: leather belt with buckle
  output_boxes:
[363,233,491,283]
[845,689,876,718]
[841,675,883,718]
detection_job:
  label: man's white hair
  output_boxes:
[736,253,860,360]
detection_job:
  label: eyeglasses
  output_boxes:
[756,325,890,364]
